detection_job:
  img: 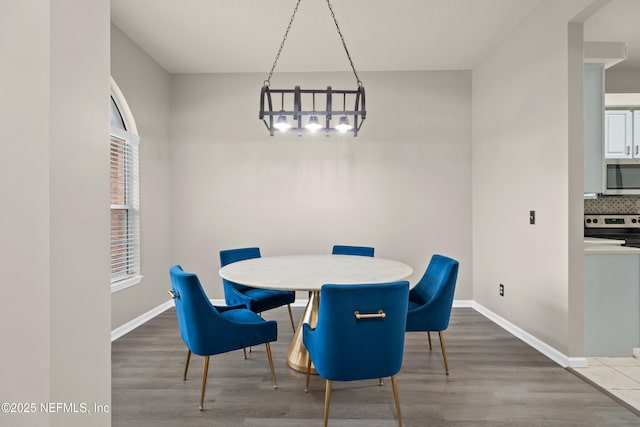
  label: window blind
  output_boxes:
[110,128,140,286]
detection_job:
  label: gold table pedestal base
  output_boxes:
[287,291,320,374]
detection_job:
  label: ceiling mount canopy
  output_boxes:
[259,0,366,137]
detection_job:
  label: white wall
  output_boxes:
[50,2,111,425]
[1,1,111,426]
[110,25,172,329]
[472,0,598,356]
[170,71,472,300]
[606,69,640,93]
[1,3,52,425]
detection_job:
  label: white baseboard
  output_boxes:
[453,299,473,308]
[292,299,308,308]
[111,300,174,342]
[110,297,587,368]
[471,301,587,368]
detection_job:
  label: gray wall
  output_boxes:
[169,71,472,301]
[472,0,596,356]
[1,1,111,426]
[1,4,51,425]
[110,25,172,329]
[606,69,640,93]
[109,30,473,326]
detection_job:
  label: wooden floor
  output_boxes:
[112,307,640,426]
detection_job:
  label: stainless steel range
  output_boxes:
[584,214,640,248]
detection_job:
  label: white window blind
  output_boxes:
[110,126,141,290]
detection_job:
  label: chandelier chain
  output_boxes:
[265,0,302,86]
[325,0,362,86]
[264,0,362,87]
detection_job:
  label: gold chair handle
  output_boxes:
[354,310,386,319]
[168,290,179,299]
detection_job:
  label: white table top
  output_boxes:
[218,254,413,291]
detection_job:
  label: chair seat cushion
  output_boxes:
[220,307,267,324]
[243,288,295,313]
[210,307,277,353]
[407,300,423,311]
[409,287,429,306]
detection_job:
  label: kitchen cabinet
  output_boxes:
[584,64,604,195]
[605,109,634,158]
[635,111,640,157]
[584,252,640,356]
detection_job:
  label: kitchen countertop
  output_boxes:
[584,237,640,254]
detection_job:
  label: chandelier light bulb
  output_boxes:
[306,115,322,132]
[274,114,291,132]
[335,116,353,133]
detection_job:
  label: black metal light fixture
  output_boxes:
[259,0,366,137]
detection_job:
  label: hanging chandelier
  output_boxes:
[259,0,366,137]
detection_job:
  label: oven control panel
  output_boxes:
[584,214,640,228]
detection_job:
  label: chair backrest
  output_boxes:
[170,265,190,348]
[331,245,375,257]
[312,281,409,381]
[169,265,223,356]
[408,254,459,330]
[219,247,261,294]
[220,247,261,266]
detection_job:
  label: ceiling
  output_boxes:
[584,0,640,70]
[110,0,542,73]
[111,0,640,74]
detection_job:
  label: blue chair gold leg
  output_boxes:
[199,356,210,411]
[438,331,449,375]
[287,304,295,332]
[183,349,191,380]
[305,357,312,393]
[391,375,403,426]
[265,342,278,389]
[427,331,432,350]
[323,379,332,427]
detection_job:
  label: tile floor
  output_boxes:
[573,357,640,414]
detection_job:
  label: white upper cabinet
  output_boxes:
[604,110,634,158]
[635,111,640,158]
[584,64,605,195]
[583,42,627,195]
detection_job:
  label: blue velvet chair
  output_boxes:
[331,244,375,257]
[406,254,459,375]
[303,281,409,427]
[169,265,278,411]
[220,247,296,331]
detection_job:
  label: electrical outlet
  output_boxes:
[499,284,504,297]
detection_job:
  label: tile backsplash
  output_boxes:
[584,196,640,214]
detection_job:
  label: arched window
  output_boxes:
[110,78,142,292]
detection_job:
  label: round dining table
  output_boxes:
[218,254,413,373]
